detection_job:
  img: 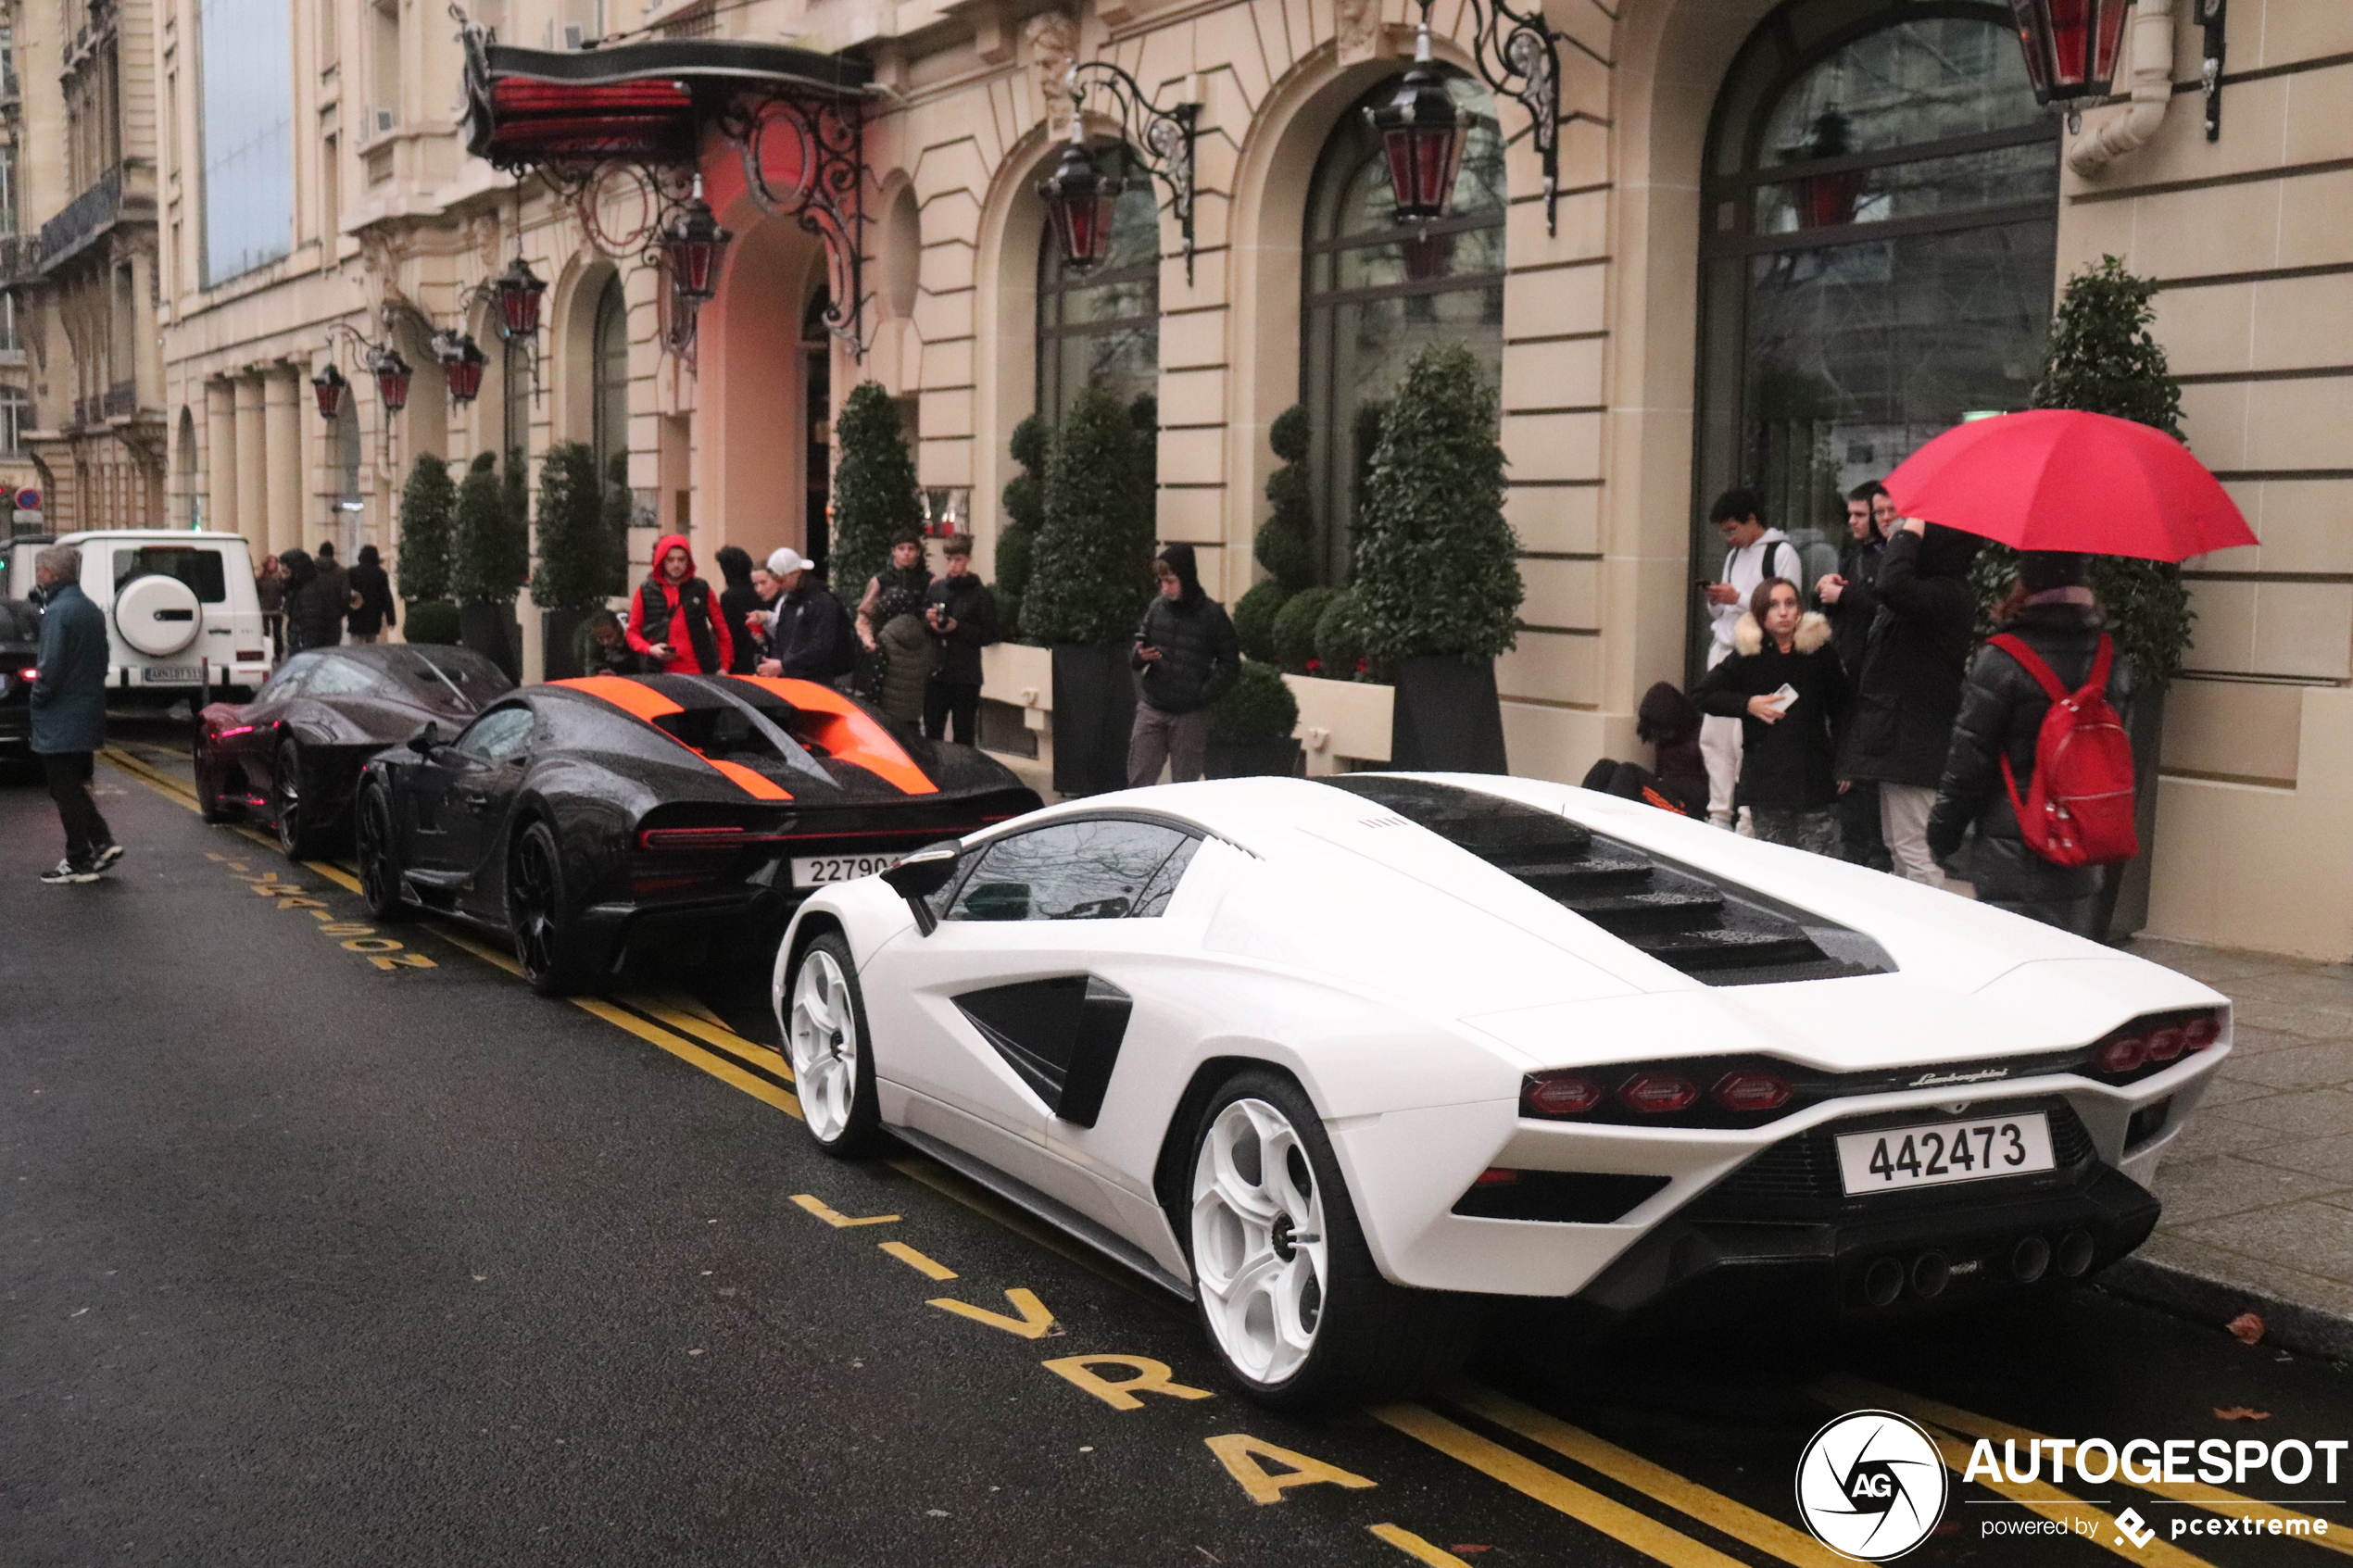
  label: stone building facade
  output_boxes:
[146,0,2353,960]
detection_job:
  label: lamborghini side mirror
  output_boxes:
[408,721,441,755]
[882,841,963,901]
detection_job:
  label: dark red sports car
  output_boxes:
[193,643,515,858]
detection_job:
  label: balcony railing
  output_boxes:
[37,162,131,271]
[103,380,135,418]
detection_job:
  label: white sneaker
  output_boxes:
[39,859,98,884]
[91,842,125,872]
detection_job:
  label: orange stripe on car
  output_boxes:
[554,676,795,801]
[732,676,937,796]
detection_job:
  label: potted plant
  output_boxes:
[831,381,924,604]
[1315,587,1371,681]
[1025,385,1155,796]
[1207,660,1302,778]
[528,440,609,678]
[997,415,1049,639]
[451,449,526,679]
[1234,404,1319,662]
[1971,257,2196,940]
[1353,343,1522,772]
[601,450,633,598]
[396,452,457,645]
[1272,586,1337,676]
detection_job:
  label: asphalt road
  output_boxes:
[4,719,2348,1568]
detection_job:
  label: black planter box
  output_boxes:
[1206,737,1304,780]
[459,601,521,683]
[1051,643,1138,797]
[541,607,594,681]
[1390,656,1507,773]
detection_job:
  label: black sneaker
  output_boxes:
[90,843,125,872]
[39,860,98,884]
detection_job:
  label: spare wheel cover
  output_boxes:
[115,573,204,657]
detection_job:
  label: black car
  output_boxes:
[356,672,1043,995]
[195,643,516,857]
[0,597,38,767]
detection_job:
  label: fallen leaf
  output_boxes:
[2214,1407,2271,1421]
[687,1348,705,1356]
[2226,1311,2266,1345]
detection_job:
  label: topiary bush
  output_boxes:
[451,450,524,606]
[1272,585,1336,675]
[1025,386,1155,646]
[1209,659,1300,746]
[1315,586,1370,681]
[1256,405,1317,591]
[528,440,609,614]
[1232,580,1290,664]
[404,598,461,646]
[997,414,1050,640]
[1353,344,1521,665]
[396,453,454,604]
[832,381,924,599]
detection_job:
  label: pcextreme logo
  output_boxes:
[1795,1411,1950,1561]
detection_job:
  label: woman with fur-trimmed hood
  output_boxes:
[1693,576,1851,856]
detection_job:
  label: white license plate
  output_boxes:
[1835,1113,2056,1196]
[792,853,907,886]
[143,666,200,683]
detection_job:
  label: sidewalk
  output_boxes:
[2104,936,2353,1361]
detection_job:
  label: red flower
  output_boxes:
[1305,659,1323,673]
[1354,657,1369,676]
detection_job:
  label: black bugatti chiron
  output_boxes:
[354,672,1042,995]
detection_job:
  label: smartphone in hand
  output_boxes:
[1767,682,1799,713]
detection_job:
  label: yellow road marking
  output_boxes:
[1370,1524,1476,1566]
[1917,1425,2213,1566]
[568,997,804,1120]
[927,1286,1057,1338]
[879,1241,958,1280]
[1204,1434,1378,1504]
[431,924,525,976]
[790,1194,900,1228]
[1444,1381,1848,1568]
[1041,1355,1214,1411]
[100,746,200,811]
[880,1157,1166,1304]
[1368,1403,1748,1568]
[301,859,363,895]
[1816,1375,2349,1557]
[618,994,788,1076]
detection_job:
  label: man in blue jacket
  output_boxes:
[30,545,120,884]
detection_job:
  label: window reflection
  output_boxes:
[1038,150,1160,422]
[948,819,1196,922]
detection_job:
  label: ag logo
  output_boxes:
[1795,1410,1949,1561]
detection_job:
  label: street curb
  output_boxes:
[2097,1256,2353,1363]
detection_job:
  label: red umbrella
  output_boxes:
[1882,408,2257,562]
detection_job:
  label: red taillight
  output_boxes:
[215,723,255,738]
[2183,1013,2222,1050]
[2097,1035,2145,1073]
[1712,1070,1792,1112]
[638,826,788,850]
[19,667,35,681]
[1523,1073,1604,1117]
[1472,1167,1519,1186]
[236,649,266,661]
[1620,1073,1699,1114]
[2141,1026,2184,1064]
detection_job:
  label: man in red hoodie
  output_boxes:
[627,534,734,675]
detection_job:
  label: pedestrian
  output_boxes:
[921,534,998,745]
[255,553,285,659]
[1928,551,2134,935]
[280,549,345,654]
[1697,489,1805,829]
[28,544,121,884]
[1816,481,1894,871]
[626,533,734,675]
[1837,517,1982,889]
[754,547,854,683]
[713,545,761,673]
[346,544,396,645]
[1127,543,1239,788]
[314,540,352,634]
[856,533,932,653]
[1695,577,1849,854]
[868,583,932,723]
[1579,682,1709,817]
[573,607,644,676]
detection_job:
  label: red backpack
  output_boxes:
[1987,633,2138,868]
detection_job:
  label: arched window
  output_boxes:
[335,390,362,546]
[592,273,628,483]
[1037,148,1158,423]
[1302,71,1504,584]
[1693,0,2057,632]
[501,336,531,471]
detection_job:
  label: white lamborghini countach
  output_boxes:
[772,774,2228,1410]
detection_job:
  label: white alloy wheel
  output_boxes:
[788,945,862,1144]
[1190,1097,1330,1388]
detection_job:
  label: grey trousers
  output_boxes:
[1127,703,1211,788]
[1880,782,1946,889]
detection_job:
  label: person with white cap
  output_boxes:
[751,546,855,684]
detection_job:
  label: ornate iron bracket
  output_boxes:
[1066,60,1200,283]
[2195,0,2225,143]
[711,88,867,355]
[1419,0,1566,235]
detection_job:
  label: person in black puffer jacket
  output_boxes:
[1694,577,1850,855]
[1838,519,1982,889]
[1127,543,1239,788]
[279,549,345,655]
[1928,551,2134,936]
[1580,682,1710,818]
[921,535,999,744]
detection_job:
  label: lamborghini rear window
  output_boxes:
[948,819,1197,922]
[1323,776,1894,986]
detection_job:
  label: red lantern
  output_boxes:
[438,333,488,405]
[370,349,413,415]
[661,179,732,304]
[493,255,547,339]
[2008,0,2134,108]
[1367,26,1466,226]
[1038,138,1122,270]
[310,363,349,422]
